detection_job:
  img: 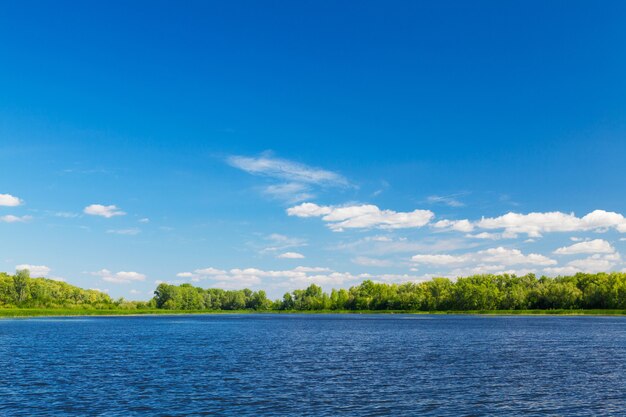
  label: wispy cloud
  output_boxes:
[259,233,307,254]
[427,194,466,207]
[106,228,141,236]
[55,211,80,218]
[351,256,392,267]
[1,215,32,223]
[262,182,314,203]
[227,153,349,186]
[227,153,350,202]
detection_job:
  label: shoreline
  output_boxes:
[2,308,626,318]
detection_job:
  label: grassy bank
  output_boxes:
[1,308,625,317]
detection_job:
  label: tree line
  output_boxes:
[2,269,625,311]
[152,272,626,311]
[0,270,114,308]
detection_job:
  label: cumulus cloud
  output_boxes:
[84,204,126,218]
[545,253,622,275]
[448,266,538,278]
[479,247,557,266]
[412,247,556,267]
[554,239,615,255]
[15,264,51,277]
[0,193,23,206]
[287,203,434,231]
[176,267,228,280]
[477,210,626,237]
[428,209,626,239]
[0,215,32,223]
[411,254,467,265]
[277,252,305,259]
[91,269,146,284]
[433,219,474,232]
[175,265,426,291]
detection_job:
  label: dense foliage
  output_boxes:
[153,283,271,310]
[3,269,626,311]
[153,272,626,311]
[0,270,114,308]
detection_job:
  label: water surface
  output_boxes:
[1,314,624,416]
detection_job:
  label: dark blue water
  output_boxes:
[1,315,625,416]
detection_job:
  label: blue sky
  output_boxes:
[1,1,626,299]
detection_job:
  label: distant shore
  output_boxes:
[2,308,625,318]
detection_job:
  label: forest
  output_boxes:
[2,269,625,312]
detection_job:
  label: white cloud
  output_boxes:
[411,247,556,267]
[554,239,615,255]
[277,252,305,259]
[543,266,582,276]
[139,218,150,223]
[351,256,392,267]
[433,219,474,232]
[545,253,622,275]
[465,232,503,240]
[84,204,126,218]
[176,267,228,280]
[287,203,434,231]
[293,266,331,273]
[411,254,467,265]
[15,264,51,277]
[477,210,626,237]
[479,247,556,266]
[286,202,333,218]
[0,194,23,206]
[447,265,537,278]
[172,265,424,292]
[0,215,32,223]
[227,154,348,186]
[195,267,228,275]
[91,269,146,284]
[106,228,141,235]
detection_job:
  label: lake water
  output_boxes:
[1,314,625,416]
